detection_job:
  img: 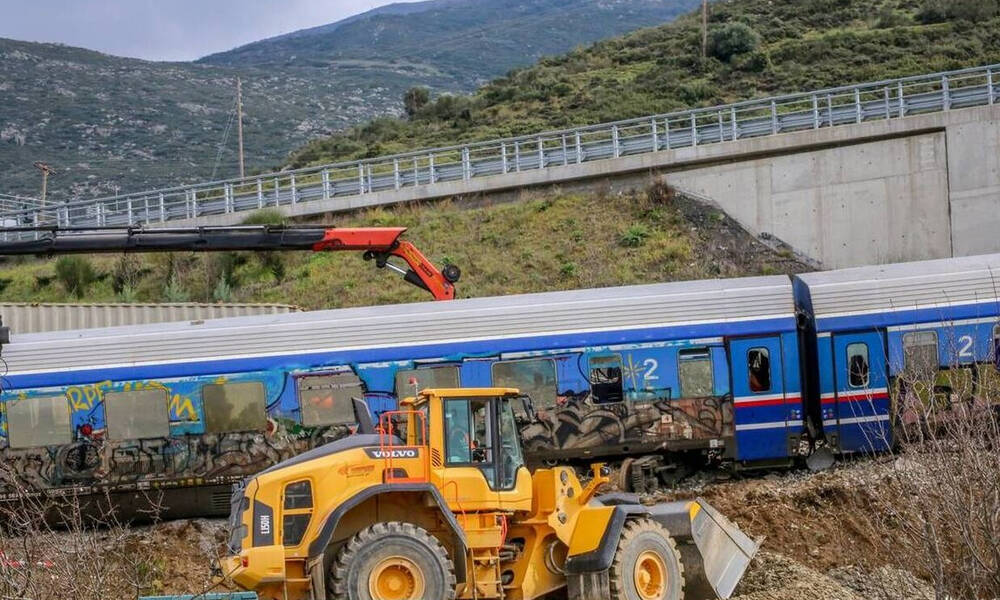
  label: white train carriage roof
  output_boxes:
[1,276,794,375]
[798,253,1000,319]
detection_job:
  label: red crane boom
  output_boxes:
[0,225,460,301]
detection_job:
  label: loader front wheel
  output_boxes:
[609,518,684,600]
[329,521,456,600]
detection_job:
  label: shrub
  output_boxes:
[212,277,233,302]
[707,22,761,62]
[403,87,430,119]
[732,49,771,73]
[619,224,651,248]
[163,273,190,302]
[54,256,97,299]
[874,7,911,28]
[240,208,286,226]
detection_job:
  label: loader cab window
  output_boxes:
[589,355,624,404]
[443,396,524,491]
[444,398,493,467]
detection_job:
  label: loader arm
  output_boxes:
[0,225,459,301]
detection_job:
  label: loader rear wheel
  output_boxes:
[329,521,456,600]
[609,518,684,600]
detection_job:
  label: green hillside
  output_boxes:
[288,0,1000,167]
[0,184,806,310]
[0,0,696,202]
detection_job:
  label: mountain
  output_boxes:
[199,0,701,84]
[286,0,1000,168]
[0,0,697,203]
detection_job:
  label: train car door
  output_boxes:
[729,336,788,461]
[831,330,890,453]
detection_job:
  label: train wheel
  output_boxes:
[609,518,685,600]
[329,521,456,600]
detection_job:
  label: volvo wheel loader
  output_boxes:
[221,388,759,600]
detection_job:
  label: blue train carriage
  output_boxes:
[0,318,387,517]
[796,253,1000,455]
[0,274,809,512]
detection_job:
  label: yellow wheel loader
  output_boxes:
[220,388,759,600]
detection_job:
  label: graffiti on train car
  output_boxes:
[0,371,357,498]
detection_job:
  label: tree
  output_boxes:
[54,256,97,299]
[403,87,430,119]
[707,22,761,62]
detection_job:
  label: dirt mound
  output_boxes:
[139,518,235,595]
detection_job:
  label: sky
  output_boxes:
[0,0,425,62]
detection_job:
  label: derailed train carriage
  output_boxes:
[0,253,998,515]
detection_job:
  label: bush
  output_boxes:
[619,224,651,248]
[874,7,911,28]
[707,22,761,62]
[403,87,430,119]
[54,256,97,299]
[732,49,771,73]
[919,0,1000,23]
[240,208,286,226]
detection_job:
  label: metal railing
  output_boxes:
[3,64,998,237]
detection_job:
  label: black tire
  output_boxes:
[609,518,685,600]
[329,521,456,600]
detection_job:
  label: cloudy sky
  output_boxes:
[0,0,424,61]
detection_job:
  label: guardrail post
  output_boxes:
[884,87,891,119]
[651,119,658,151]
[898,81,905,118]
[854,88,862,123]
[717,111,724,142]
[562,133,569,165]
[690,113,697,147]
[225,184,234,213]
[462,147,471,180]
[942,75,951,111]
[394,159,401,190]
[664,118,671,150]
[501,143,509,174]
[413,157,419,185]
[290,175,297,203]
[514,142,521,172]
[358,164,365,194]
[192,191,199,217]
[429,154,436,184]
[367,165,373,192]
[730,107,738,140]
[770,100,778,134]
[537,137,544,168]
[143,196,150,223]
[611,126,620,158]
[575,132,582,163]
[322,169,331,200]
[127,198,133,224]
[257,178,264,208]
[273,177,280,207]
[827,94,834,126]
[159,193,165,222]
[812,95,820,128]
[989,68,996,105]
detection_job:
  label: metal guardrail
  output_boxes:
[4,64,998,237]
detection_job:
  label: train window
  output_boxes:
[394,366,460,398]
[903,331,939,375]
[202,381,267,433]
[105,389,170,440]
[846,343,870,388]
[748,348,771,393]
[6,396,72,449]
[297,372,363,427]
[589,355,624,404]
[492,359,558,410]
[678,349,714,398]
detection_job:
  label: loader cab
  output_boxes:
[406,388,533,512]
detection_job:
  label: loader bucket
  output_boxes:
[647,497,761,600]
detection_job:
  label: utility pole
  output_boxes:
[236,77,245,180]
[32,161,54,215]
[701,0,709,58]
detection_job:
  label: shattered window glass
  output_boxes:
[202,382,267,433]
[492,359,558,410]
[297,372,363,427]
[678,349,714,398]
[394,366,460,399]
[105,389,170,440]
[6,395,72,449]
